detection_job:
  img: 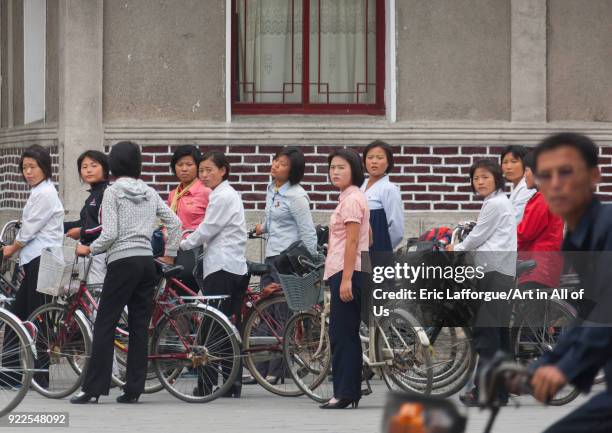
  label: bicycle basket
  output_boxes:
[278,267,324,312]
[37,246,83,297]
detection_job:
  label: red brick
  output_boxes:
[434,203,459,210]
[418,175,443,183]
[601,166,612,174]
[142,165,171,173]
[241,174,269,182]
[601,147,612,155]
[227,145,257,153]
[445,176,468,184]
[461,146,488,154]
[402,146,430,155]
[445,194,471,201]
[316,165,331,174]
[433,166,459,174]
[232,165,255,173]
[308,193,328,201]
[432,146,459,155]
[596,194,612,202]
[142,146,169,153]
[400,184,426,192]
[316,145,345,154]
[304,155,329,164]
[602,176,612,183]
[155,175,178,183]
[315,203,337,210]
[599,157,612,165]
[243,202,256,210]
[417,156,442,164]
[444,157,471,165]
[489,146,505,155]
[244,155,271,164]
[391,175,416,183]
[406,202,431,210]
[226,155,242,164]
[302,174,328,183]
[233,184,253,192]
[242,193,266,201]
[414,194,441,201]
[461,203,482,210]
[428,185,454,192]
[457,185,474,193]
[258,145,284,153]
[403,166,430,174]
[393,156,414,164]
[155,155,172,163]
[400,194,413,201]
[141,155,154,163]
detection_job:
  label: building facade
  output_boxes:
[1,0,611,237]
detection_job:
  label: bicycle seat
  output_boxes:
[247,261,271,277]
[161,264,184,278]
[516,260,536,277]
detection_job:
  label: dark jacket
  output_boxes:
[64,181,108,246]
[533,197,612,393]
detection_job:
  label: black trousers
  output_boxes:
[3,257,50,386]
[542,391,612,433]
[82,256,157,396]
[198,270,249,391]
[472,271,514,399]
[328,271,364,401]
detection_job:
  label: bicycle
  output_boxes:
[0,222,24,302]
[281,256,434,403]
[0,307,37,417]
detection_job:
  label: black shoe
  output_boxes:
[266,376,284,386]
[319,398,359,409]
[70,392,99,404]
[459,389,479,407]
[222,384,242,398]
[116,392,140,403]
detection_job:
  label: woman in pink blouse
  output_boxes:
[165,145,211,290]
[320,148,370,410]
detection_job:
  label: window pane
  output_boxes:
[309,0,377,104]
[236,0,303,104]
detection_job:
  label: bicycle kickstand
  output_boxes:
[361,367,373,396]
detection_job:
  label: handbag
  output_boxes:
[274,240,317,276]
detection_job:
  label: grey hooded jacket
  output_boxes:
[90,177,181,264]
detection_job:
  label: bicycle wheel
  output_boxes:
[512,299,579,406]
[151,303,241,403]
[0,308,34,417]
[428,326,476,397]
[111,310,164,393]
[375,308,433,395]
[242,295,303,397]
[27,304,92,398]
[283,310,332,403]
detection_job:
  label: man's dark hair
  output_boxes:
[469,158,506,193]
[109,141,142,179]
[201,150,230,181]
[523,151,535,172]
[19,144,52,181]
[275,146,305,185]
[500,145,530,167]
[170,145,202,175]
[362,140,395,174]
[77,150,109,180]
[328,148,365,187]
[534,132,599,171]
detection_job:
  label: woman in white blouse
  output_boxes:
[360,140,404,253]
[501,145,536,223]
[1,145,63,387]
[180,150,248,399]
[447,158,517,407]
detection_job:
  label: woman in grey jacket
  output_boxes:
[71,141,181,404]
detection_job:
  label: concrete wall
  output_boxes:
[45,0,59,123]
[12,0,24,126]
[1,1,9,128]
[548,0,612,122]
[102,0,225,122]
[396,0,511,121]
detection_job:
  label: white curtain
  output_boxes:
[309,0,376,104]
[238,0,303,103]
[237,0,376,105]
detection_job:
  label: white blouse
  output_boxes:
[180,181,247,279]
[16,179,64,265]
[510,177,537,223]
[360,175,405,249]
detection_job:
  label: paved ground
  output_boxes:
[7,380,600,433]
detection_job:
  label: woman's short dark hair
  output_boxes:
[201,150,230,181]
[19,144,52,181]
[170,145,202,175]
[77,150,109,180]
[275,146,305,185]
[534,132,599,170]
[327,148,365,187]
[523,151,535,172]
[109,141,142,179]
[469,159,505,193]
[362,140,394,173]
[500,145,529,167]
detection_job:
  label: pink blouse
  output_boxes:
[324,185,370,280]
[167,180,212,237]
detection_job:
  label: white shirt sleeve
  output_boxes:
[381,183,405,249]
[454,200,500,252]
[180,190,234,251]
[16,190,61,245]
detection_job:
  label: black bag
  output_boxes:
[151,228,165,258]
[274,240,317,276]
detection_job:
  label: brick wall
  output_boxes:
[132,144,612,211]
[0,145,60,209]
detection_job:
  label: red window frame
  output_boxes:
[231,0,386,115]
